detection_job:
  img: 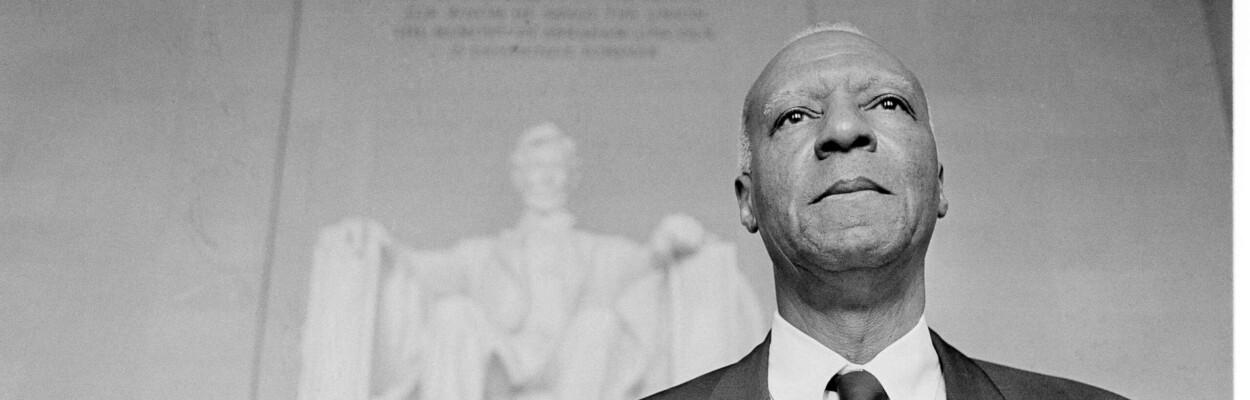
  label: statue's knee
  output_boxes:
[569,307,616,336]
[429,296,486,329]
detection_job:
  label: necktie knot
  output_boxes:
[827,370,890,400]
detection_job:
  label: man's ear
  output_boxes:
[937,163,949,218]
[735,174,759,232]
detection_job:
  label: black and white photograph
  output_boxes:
[0,0,1232,399]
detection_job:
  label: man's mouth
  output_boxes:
[811,177,891,204]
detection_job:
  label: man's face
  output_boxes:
[736,31,948,275]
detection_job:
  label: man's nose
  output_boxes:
[815,104,876,159]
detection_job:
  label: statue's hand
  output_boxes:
[650,213,707,267]
[317,218,392,272]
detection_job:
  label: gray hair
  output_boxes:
[738,22,869,174]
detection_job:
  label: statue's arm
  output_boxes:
[372,234,486,394]
[375,233,538,393]
[299,218,482,399]
[299,218,391,400]
[370,244,427,394]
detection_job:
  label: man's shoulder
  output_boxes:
[640,364,734,400]
[971,359,1127,400]
[642,334,771,400]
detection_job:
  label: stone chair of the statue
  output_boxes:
[297,217,765,400]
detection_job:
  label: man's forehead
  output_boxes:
[745,32,924,124]
[766,33,914,90]
[781,31,902,65]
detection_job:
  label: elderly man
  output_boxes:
[644,24,1126,400]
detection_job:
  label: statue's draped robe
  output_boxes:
[299,218,765,400]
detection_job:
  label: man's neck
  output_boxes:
[774,271,925,364]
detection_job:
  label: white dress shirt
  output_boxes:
[767,312,946,400]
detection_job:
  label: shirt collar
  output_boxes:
[767,312,944,400]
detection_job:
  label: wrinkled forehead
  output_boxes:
[747,32,926,121]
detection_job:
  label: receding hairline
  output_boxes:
[741,24,871,174]
[788,22,869,44]
[737,23,929,174]
[744,24,893,137]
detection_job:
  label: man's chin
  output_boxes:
[796,239,906,272]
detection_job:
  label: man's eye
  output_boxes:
[778,110,812,127]
[871,96,915,118]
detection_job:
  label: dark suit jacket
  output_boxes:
[643,330,1126,400]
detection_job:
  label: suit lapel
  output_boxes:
[708,333,772,400]
[930,330,1007,400]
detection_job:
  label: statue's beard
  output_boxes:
[521,191,567,213]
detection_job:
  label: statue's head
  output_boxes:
[511,122,577,213]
